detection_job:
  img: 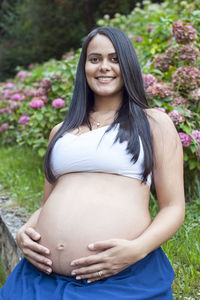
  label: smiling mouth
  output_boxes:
[95,77,116,82]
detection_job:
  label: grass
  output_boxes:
[0,257,6,288]
[0,145,199,299]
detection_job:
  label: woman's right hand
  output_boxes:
[16,226,52,274]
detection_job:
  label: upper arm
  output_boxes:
[147,109,185,210]
[41,122,63,206]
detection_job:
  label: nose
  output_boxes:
[99,59,111,72]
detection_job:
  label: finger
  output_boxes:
[22,236,50,255]
[27,257,52,275]
[25,227,41,241]
[71,252,106,267]
[71,263,104,276]
[87,273,111,283]
[76,270,108,281]
[88,239,117,251]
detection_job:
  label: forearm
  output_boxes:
[131,204,185,259]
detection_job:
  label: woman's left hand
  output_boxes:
[70,238,143,283]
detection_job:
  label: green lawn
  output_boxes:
[0,145,199,299]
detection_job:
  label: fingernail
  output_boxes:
[88,243,94,249]
[46,260,52,266]
[71,262,75,266]
[71,271,76,275]
[76,276,81,280]
[87,280,92,283]
[47,268,52,273]
[45,249,49,255]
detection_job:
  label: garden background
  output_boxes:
[0,0,200,299]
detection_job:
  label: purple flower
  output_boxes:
[146,82,172,100]
[168,110,185,125]
[147,25,154,33]
[179,132,192,147]
[153,54,171,72]
[172,21,197,44]
[0,107,9,114]
[30,98,44,109]
[0,123,9,132]
[188,88,200,103]
[4,83,14,89]
[41,78,52,89]
[142,74,157,89]
[134,36,143,43]
[172,66,200,92]
[191,130,200,143]
[9,101,20,111]
[19,115,30,124]
[171,94,188,107]
[11,93,23,101]
[52,98,65,108]
[17,71,26,79]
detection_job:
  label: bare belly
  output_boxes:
[35,172,152,276]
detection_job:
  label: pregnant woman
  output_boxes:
[0,26,185,300]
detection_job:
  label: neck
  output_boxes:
[92,92,123,113]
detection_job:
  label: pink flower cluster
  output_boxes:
[166,45,199,65]
[0,123,9,133]
[146,82,172,100]
[172,21,197,44]
[188,88,200,103]
[172,66,200,92]
[17,71,32,79]
[52,98,65,108]
[153,54,171,72]
[30,98,44,109]
[171,95,188,107]
[168,110,185,125]
[192,130,200,143]
[147,25,154,33]
[142,74,157,89]
[19,115,30,124]
[179,132,192,147]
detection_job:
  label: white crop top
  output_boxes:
[50,124,152,187]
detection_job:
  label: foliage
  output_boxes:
[0,0,199,200]
[0,0,137,81]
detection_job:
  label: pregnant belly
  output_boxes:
[35,173,151,276]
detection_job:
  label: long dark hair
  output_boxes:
[44,26,154,184]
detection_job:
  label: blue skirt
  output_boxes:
[0,247,174,300]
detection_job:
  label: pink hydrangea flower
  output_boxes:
[168,110,185,125]
[0,108,9,114]
[171,95,188,107]
[11,93,23,101]
[153,54,171,72]
[147,25,154,33]
[172,66,200,92]
[4,83,14,89]
[0,123,9,132]
[52,98,65,108]
[146,82,172,100]
[191,130,200,143]
[179,132,192,147]
[172,21,197,44]
[188,88,200,103]
[9,101,20,111]
[17,71,26,79]
[30,98,44,109]
[134,36,143,43]
[142,74,157,89]
[41,78,52,89]
[19,115,30,124]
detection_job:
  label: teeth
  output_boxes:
[97,77,113,81]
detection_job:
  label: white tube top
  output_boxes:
[50,124,152,187]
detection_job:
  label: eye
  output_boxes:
[111,56,119,63]
[89,57,100,63]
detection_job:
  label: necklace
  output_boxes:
[89,112,117,128]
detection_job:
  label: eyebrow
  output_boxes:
[87,52,117,57]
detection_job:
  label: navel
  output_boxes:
[56,242,65,251]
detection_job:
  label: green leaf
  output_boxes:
[38,148,46,157]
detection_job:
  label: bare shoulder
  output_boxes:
[48,121,64,143]
[144,108,179,140]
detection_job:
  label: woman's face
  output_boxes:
[85,34,124,98]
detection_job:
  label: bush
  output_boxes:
[0,0,199,200]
